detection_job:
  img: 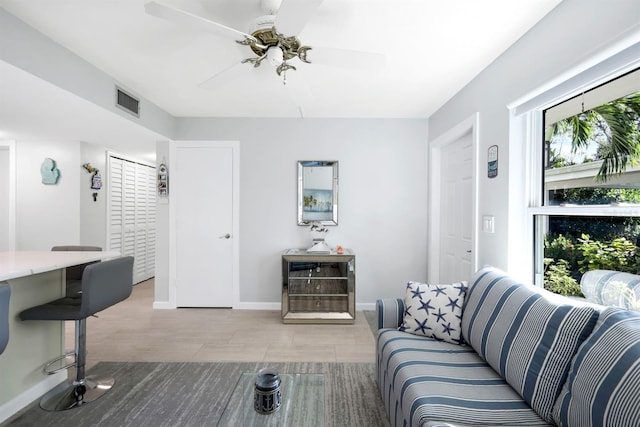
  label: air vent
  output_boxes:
[115,86,140,117]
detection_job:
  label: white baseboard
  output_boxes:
[151,301,377,311]
[356,302,376,311]
[152,301,175,309]
[0,372,66,424]
[234,302,281,310]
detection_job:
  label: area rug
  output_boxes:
[363,310,378,336]
[5,361,390,427]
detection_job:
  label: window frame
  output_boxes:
[507,40,640,287]
[526,66,640,288]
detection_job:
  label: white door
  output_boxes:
[174,143,234,307]
[438,131,474,283]
[108,156,156,283]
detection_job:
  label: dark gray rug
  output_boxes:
[4,361,389,427]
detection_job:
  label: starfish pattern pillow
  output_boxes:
[398,281,468,344]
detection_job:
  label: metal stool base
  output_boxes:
[39,375,115,411]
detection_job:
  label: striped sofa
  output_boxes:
[376,265,640,427]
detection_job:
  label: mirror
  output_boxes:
[297,161,338,225]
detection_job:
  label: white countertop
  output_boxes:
[0,251,121,281]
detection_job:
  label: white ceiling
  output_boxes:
[0,0,562,121]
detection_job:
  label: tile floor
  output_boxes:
[67,279,377,369]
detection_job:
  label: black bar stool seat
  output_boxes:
[20,256,133,411]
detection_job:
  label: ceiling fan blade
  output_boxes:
[280,73,315,117]
[274,0,324,36]
[198,61,250,90]
[303,46,386,70]
[145,1,255,44]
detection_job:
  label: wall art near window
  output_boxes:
[488,145,498,178]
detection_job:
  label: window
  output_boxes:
[533,68,640,298]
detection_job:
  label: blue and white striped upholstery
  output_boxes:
[376,329,550,426]
[552,307,640,427]
[376,298,405,330]
[461,266,599,423]
[580,269,640,309]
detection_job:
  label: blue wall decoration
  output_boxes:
[40,158,60,185]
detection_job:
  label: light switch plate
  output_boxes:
[482,215,495,233]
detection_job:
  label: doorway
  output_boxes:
[428,114,479,283]
[0,141,15,251]
[107,154,156,284]
[171,141,239,308]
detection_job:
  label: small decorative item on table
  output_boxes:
[306,221,331,254]
[254,367,282,415]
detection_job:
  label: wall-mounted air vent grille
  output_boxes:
[115,86,140,117]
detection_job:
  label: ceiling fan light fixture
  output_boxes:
[261,0,282,16]
[267,46,284,67]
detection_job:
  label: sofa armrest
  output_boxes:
[581,269,640,309]
[375,298,404,329]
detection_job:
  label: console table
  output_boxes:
[281,249,355,324]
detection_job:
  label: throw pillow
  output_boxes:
[398,281,467,344]
[462,265,599,424]
[552,307,640,427]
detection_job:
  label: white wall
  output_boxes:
[427,0,640,280]
[154,118,428,307]
[79,142,107,249]
[0,146,10,251]
[0,9,174,140]
[15,141,81,250]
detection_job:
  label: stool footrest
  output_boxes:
[43,351,76,375]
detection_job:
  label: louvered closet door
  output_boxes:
[109,158,124,254]
[108,156,156,284]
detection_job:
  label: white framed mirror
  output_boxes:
[297,161,338,225]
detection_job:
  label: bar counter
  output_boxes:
[0,250,119,422]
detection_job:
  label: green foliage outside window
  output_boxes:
[543,258,582,297]
[543,233,640,296]
[541,78,640,297]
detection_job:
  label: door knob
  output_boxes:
[219,233,231,239]
[466,250,472,253]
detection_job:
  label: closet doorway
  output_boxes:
[107,154,156,284]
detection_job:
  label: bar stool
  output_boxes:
[0,283,10,354]
[19,256,133,411]
[51,246,102,297]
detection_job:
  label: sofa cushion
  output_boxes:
[376,329,551,426]
[552,307,640,427]
[461,266,599,423]
[398,281,467,344]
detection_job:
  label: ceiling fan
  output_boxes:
[144,0,384,87]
